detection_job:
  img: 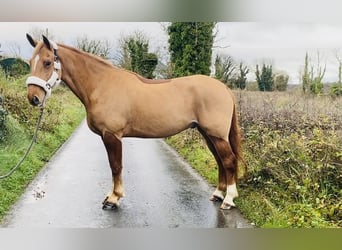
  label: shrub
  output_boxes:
[2,85,63,134]
[0,58,30,79]
[310,80,324,95]
[0,95,8,142]
[330,84,342,97]
[237,90,342,227]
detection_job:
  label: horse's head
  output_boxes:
[26,34,61,106]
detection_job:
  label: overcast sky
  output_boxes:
[1,22,342,84]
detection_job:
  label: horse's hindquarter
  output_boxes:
[185,75,235,139]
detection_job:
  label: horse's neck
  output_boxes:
[58,46,110,108]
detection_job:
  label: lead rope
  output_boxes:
[0,101,45,180]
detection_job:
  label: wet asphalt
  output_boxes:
[2,120,252,228]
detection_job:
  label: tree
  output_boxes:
[214,55,224,80]
[214,54,236,87]
[8,42,21,58]
[301,51,326,95]
[234,62,249,89]
[273,72,289,91]
[127,38,158,79]
[302,52,310,93]
[310,51,326,95]
[117,32,158,79]
[28,27,55,41]
[331,49,342,96]
[75,35,112,59]
[168,22,215,77]
[335,51,342,86]
[256,64,274,91]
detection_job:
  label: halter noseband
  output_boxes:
[26,40,61,98]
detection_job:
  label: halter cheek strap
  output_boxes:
[26,40,61,98]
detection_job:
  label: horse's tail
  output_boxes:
[229,105,247,176]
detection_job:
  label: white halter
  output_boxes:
[26,40,61,98]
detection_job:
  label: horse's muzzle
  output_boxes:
[29,95,41,106]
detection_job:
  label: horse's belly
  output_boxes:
[126,116,194,138]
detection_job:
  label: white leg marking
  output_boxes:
[105,178,124,205]
[221,183,239,209]
[210,188,225,201]
[106,179,115,198]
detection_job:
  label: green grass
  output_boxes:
[166,131,218,185]
[0,76,85,222]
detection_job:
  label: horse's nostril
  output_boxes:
[32,95,40,106]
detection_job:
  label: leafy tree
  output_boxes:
[274,73,289,91]
[118,33,158,79]
[168,22,215,77]
[256,64,274,91]
[127,38,158,79]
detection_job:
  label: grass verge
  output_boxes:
[0,76,85,222]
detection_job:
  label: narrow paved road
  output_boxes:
[2,120,252,228]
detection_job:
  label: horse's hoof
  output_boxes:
[220,202,235,210]
[210,195,224,202]
[102,196,109,205]
[102,201,118,210]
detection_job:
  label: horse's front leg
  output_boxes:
[101,131,124,209]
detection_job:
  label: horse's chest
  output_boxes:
[86,109,127,137]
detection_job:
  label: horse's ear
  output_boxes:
[42,35,51,50]
[26,33,37,48]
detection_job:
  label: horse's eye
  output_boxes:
[43,61,52,68]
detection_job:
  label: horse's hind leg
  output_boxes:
[198,128,226,201]
[199,125,238,209]
[209,136,238,209]
[101,131,125,209]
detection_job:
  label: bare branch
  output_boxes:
[8,42,21,57]
[213,44,230,49]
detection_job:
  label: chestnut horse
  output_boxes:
[25,34,243,210]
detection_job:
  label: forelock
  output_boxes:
[31,41,50,59]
